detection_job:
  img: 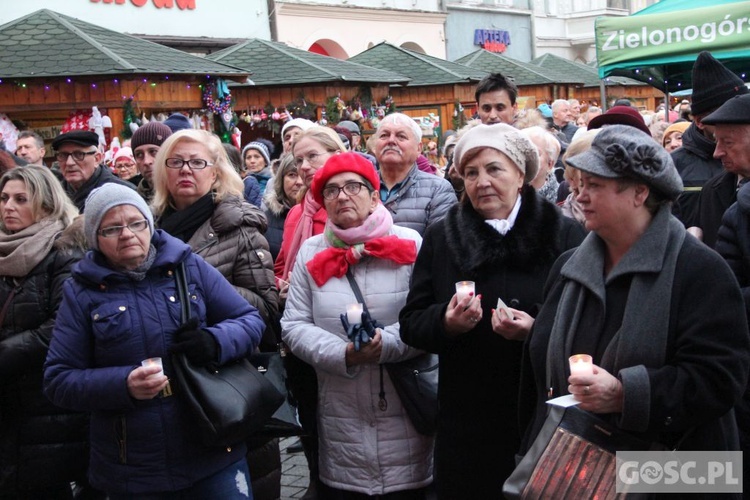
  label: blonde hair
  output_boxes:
[292,126,347,157]
[151,130,244,216]
[562,129,601,186]
[0,165,78,229]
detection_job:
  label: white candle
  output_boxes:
[455,281,475,302]
[346,303,363,324]
[141,357,164,377]
[569,354,594,376]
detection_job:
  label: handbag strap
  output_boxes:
[0,281,20,327]
[175,262,191,324]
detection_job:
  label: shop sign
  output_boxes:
[474,29,510,53]
[89,0,196,9]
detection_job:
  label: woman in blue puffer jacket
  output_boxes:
[44,183,265,499]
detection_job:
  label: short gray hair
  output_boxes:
[377,112,423,141]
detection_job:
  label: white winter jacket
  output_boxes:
[281,225,433,495]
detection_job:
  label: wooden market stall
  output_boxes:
[0,9,248,160]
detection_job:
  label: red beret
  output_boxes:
[311,152,380,206]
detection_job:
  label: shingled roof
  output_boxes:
[349,42,488,87]
[206,38,408,86]
[0,9,247,79]
[455,49,583,86]
[532,53,642,87]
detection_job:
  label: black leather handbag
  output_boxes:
[171,262,284,448]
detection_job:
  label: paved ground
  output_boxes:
[279,436,310,500]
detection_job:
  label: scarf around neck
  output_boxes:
[0,218,65,277]
[306,204,417,286]
[283,190,322,280]
[158,192,215,243]
[546,206,685,403]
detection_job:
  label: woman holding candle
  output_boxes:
[44,183,265,499]
[0,166,91,498]
[399,123,585,499]
[519,125,750,469]
[281,153,434,498]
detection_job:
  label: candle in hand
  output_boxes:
[141,357,164,378]
[346,303,363,324]
[569,354,594,376]
[455,281,475,302]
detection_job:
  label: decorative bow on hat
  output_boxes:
[306,236,417,287]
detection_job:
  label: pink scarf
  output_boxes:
[306,204,417,286]
[282,190,322,280]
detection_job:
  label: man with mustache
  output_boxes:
[375,113,456,235]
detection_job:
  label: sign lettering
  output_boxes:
[474,29,511,53]
[89,0,196,9]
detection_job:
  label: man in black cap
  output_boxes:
[52,130,134,212]
[673,51,748,232]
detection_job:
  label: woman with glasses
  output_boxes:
[150,130,281,499]
[272,126,346,499]
[112,147,141,185]
[282,153,433,499]
[0,166,92,499]
[45,183,265,499]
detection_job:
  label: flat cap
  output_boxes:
[52,130,99,150]
[702,94,750,125]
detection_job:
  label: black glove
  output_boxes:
[170,318,219,367]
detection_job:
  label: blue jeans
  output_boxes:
[108,459,253,500]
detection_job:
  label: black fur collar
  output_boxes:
[444,184,562,278]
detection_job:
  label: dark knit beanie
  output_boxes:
[691,51,748,116]
[130,122,173,151]
[163,113,193,133]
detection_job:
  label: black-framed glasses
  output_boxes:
[322,182,368,201]
[294,152,328,168]
[98,219,149,238]
[55,151,97,162]
[165,158,213,170]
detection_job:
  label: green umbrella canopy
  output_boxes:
[595,0,750,92]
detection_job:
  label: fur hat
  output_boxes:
[690,51,749,116]
[84,183,154,251]
[281,118,315,139]
[241,141,271,167]
[587,106,651,136]
[130,122,172,151]
[163,113,193,133]
[565,124,683,201]
[52,131,99,150]
[452,123,539,183]
[310,152,379,206]
[702,94,750,125]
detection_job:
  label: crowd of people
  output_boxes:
[0,49,749,499]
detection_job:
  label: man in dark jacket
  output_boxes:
[672,51,748,231]
[52,130,134,212]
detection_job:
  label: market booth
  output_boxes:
[0,9,248,160]
[349,42,489,147]
[206,38,409,150]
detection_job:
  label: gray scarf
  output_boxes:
[0,218,64,277]
[546,206,686,427]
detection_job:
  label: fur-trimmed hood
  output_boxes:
[262,188,291,218]
[444,184,563,277]
[54,215,88,255]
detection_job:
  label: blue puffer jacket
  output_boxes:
[44,230,264,495]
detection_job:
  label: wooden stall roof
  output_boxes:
[0,9,248,79]
[207,39,409,87]
[533,53,643,88]
[455,50,582,86]
[349,42,488,87]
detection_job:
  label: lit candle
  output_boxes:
[569,354,594,376]
[141,357,164,378]
[455,281,475,302]
[346,303,363,324]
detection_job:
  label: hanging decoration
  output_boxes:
[0,114,19,152]
[286,93,318,121]
[325,94,346,124]
[452,100,467,130]
[89,106,113,149]
[203,78,235,136]
[122,98,140,138]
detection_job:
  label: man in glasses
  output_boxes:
[51,130,134,212]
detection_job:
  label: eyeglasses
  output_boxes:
[98,219,149,238]
[115,163,136,170]
[55,151,97,162]
[165,158,213,170]
[294,152,328,168]
[322,181,369,201]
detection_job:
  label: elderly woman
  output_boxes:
[399,124,585,498]
[282,153,432,498]
[559,129,600,227]
[520,126,561,203]
[662,121,690,153]
[520,125,749,477]
[0,166,90,498]
[150,130,280,498]
[400,124,583,499]
[44,184,264,498]
[113,147,140,185]
[262,154,303,261]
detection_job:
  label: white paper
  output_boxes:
[496,297,513,319]
[546,394,581,407]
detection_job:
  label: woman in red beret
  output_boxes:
[281,152,434,499]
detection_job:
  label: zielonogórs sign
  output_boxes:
[596,2,750,68]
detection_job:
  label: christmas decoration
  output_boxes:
[0,114,19,152]
[286,93,318,121]
[122,98,139,138]
[452,100,468,130]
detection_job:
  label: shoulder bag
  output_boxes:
[345,270,439,436]
[171,262,284,448]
